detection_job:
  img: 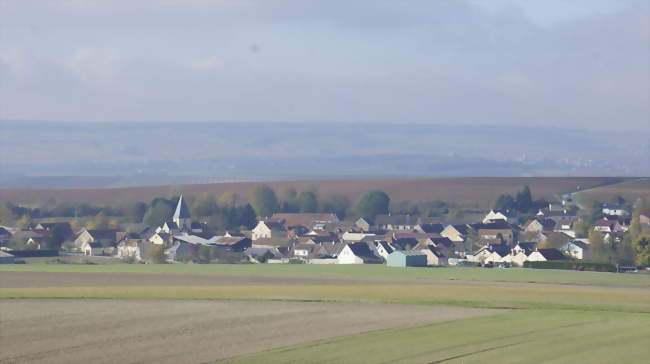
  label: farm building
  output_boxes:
[387,250,427,267]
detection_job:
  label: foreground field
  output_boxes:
[0,299,492,363]
[1,265,648,363]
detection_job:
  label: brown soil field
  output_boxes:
[577,178,650,203]
[0,299,495,364]
[0,177,629,206]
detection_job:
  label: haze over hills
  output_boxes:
[0,121,648,189]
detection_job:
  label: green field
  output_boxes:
[1,264,649,363]
[3,263,649,287]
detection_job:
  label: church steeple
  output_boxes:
[173,194,192,231]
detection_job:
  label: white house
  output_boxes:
[373,241,395,260]
[482,210,515,224]
[440,224,470,242]
[602,204,628,216]
[251,220,287,240]
[337,243,380,264]
[561,240,591,260]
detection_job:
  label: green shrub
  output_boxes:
[523,261,617,272]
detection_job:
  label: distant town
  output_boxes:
[1,185,649,270]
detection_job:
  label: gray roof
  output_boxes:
[173,195,192,220]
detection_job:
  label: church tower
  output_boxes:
[173,194,192,231]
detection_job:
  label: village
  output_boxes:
[1,187,648,270]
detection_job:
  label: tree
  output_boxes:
[49,224,68,250]
[218,191,239,208]
[238,204,258,230]
[16,214,32,229]
[124,202,146,223]
[539,232,570,249]
[280,188,299,212]
[319,194,350,219]
[250,186,279,218]
[87,212,110,230]
[0,203,16,225]
[628,212,641,238]
[515,185,533,212]
[147,244,166,264]
[464,227,479,254]
[572,219,589,238]
[634,197,650,216]
[633,235,650,267]
[297,190,318,213]
[589,230,614,263]
[143,200,173,227]
[192,195,217,217]
[355,190,390,220]
[493,194,515,211]
[108,219,120,230]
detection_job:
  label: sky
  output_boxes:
[0,0,648,131]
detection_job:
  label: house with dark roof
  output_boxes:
[337,242,382,264]
[527,248,569,262]
[523,218,556,233]
[35,222,74,240]
[441,224,472,242]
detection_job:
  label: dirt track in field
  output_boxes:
[0,299,497,364]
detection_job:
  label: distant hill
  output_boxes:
[0,121,648,189]
[0,177,632,207]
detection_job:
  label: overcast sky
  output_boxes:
[0,0,648,131]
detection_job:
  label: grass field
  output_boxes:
[0,176,629,206]
[1,264,648,363]
[3,263,649,287]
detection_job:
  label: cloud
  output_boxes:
[189,57,223,70]
[0,1,647,131]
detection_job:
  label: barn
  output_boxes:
[387,250,427,267]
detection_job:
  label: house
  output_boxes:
[373,241,395,260]
[511,251,529,266]
[341,231,376,242]
[483,244,511,264]
[0,250,15,264]
[116,239,145,261]
[527,248,568,262]
[441,224,471,242]
[593,219,623,233]
[213,236,252,252]
[523,218,556,233]
[149,232,171,245]
[0,227,11,246]
[475,220,517,244]
[74,229,119,254]
[270,213,339,230]
[34,222,74,240]
[561,240,591,260]
[419,246,448,266]
[26,236,50,249]
[602,204,628,216]
[512,242,537,255]
[482,209,516,224]
[355,218,372,231]
[337,242,382,264]
[374,215,442,231]
[387,250,428,267]
[251,220,287,240]
[414,223,445,234]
